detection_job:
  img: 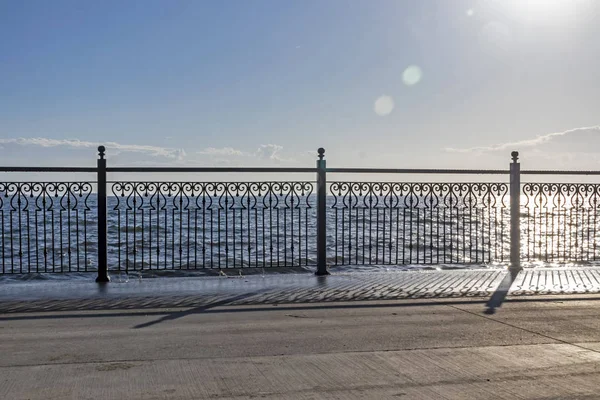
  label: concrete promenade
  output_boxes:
[3,268,600,399]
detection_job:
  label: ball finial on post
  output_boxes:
[98,145,106,160]
[511,151,519,163]
[318,148,325,161]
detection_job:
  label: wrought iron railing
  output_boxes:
[521,183,600,262]
[329,182,510,266]
[0,182,95,274]
[109,181,314,272]
[4,147,600,280]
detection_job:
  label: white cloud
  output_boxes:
[175,149,186,161]
[197,144,292,162]
[197,147,246,156]
[443,125,600,169]
[255,144,284,161]
[0,136,307,166]
[445,126,600,154]
[0,137,187,159]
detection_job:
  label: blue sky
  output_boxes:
[1,0,599,171]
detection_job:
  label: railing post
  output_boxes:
[510,151,521,273]
[316,148,329,275]
[96,146,110,283]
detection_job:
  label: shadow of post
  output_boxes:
[484,268,520,314]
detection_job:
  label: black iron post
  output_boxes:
[510,151,521,273]
[316,148,329,275]
[96,146,110,282]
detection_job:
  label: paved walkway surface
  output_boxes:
[2,267,600,312]
[4,268,600,399]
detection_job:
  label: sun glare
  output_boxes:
[495,0,589,24]
[520,0,570,14]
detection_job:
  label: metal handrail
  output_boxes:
[0,167,97,172]
[3,167,600,176]
[326,168,509,174]
[521,170,600,175]
[106,167,317,173]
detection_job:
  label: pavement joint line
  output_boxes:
[445,303,600,357]
[0,342,587,370]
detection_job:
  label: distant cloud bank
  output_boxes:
[0,137,303,166]
[444,125,600,169]
[445,126,600,154]
[0,137,186,160]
